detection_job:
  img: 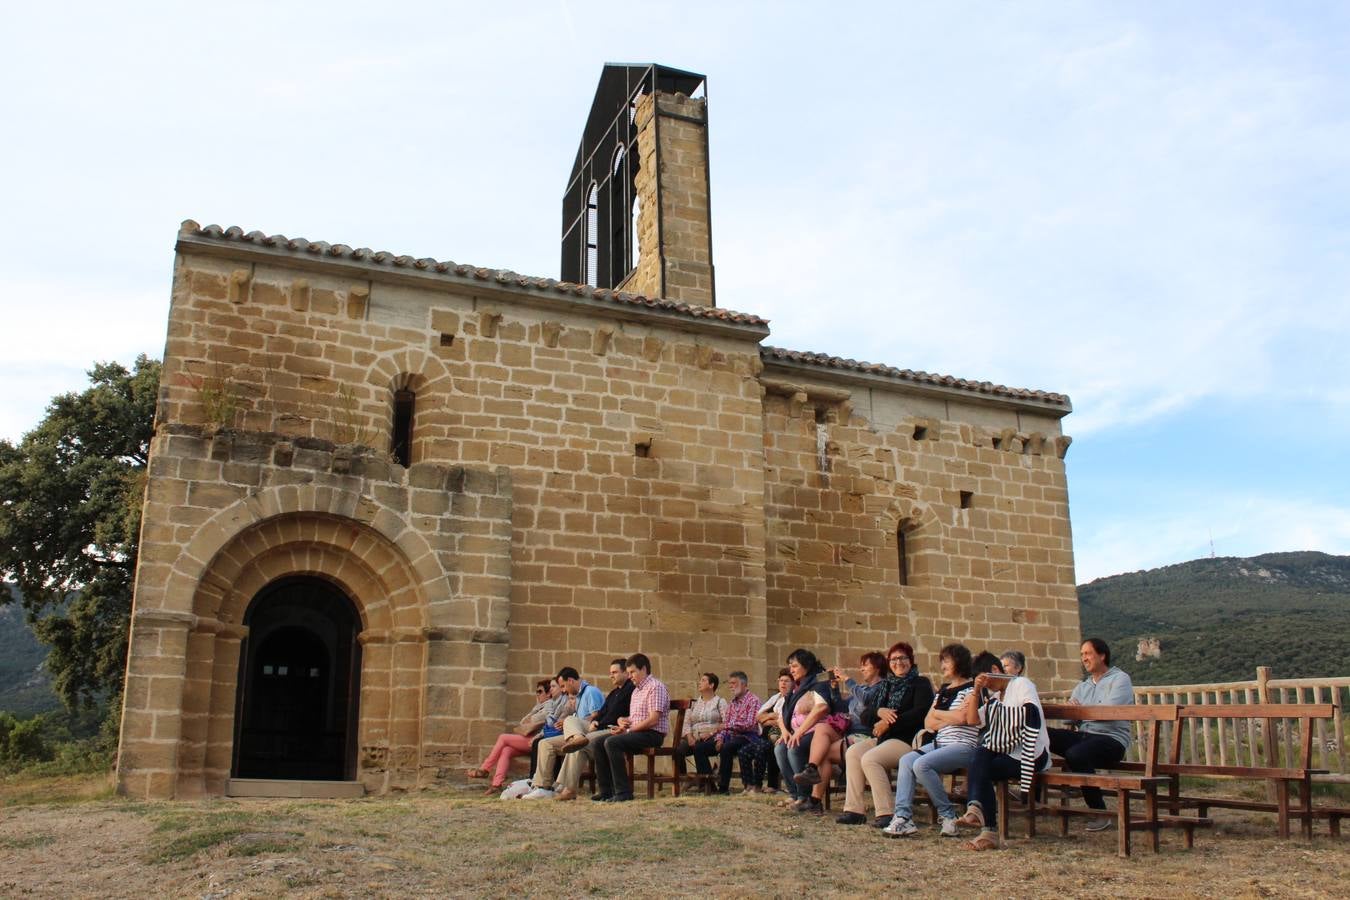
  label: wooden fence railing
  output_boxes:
[1042,667,1349,782]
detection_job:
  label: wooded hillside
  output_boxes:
[1077,551,1350,685]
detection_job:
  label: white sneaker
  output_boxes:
[521,787,555,800]
[881,817,918,838]
[499,779,532,800]
[940,816,960,837]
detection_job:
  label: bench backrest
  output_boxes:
[666,699,690,748]
[1043,703,1178,776]
[1042,703,1179,722]
[1171,702,1336,771]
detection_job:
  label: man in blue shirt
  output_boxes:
[1048,638,1135,831]
[522,666,606,799]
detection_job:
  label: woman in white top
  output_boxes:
[673,672,729,785]
[956,664,1052,850]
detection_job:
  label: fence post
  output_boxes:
[1256,666,1277,798]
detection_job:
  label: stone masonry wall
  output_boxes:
[626,92,714,307]
[154,244,769,729]
[759,372,1082,691]
[120,224,1082,797]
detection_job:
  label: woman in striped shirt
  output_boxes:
[882,644,986,838]
[956,661,1051,850]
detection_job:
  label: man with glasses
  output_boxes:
[836,642,934,828]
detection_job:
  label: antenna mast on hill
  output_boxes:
[1209,531,1216,558]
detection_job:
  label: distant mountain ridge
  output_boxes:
[1077,551,1350,686]
[0,585,59,716]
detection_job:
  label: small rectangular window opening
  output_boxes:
[960,490,973,509]
[392,388,416,467]
[439,333,455,347]
[913,425,928,441]
[991,436,1002,450]
[634,441,651,458]
[897,525,909,587]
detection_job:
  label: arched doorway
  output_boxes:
[232,577,362,780]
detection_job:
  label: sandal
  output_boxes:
[955,806,985,828]
[467,768,490,779]
[484,784,503,796]
[963,832,1000,851]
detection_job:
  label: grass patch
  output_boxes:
[0,833,55,850]
[227,831,303,857]
[149,825,250,863]
[146,807,306,863]
[0,772,113,807]
[503,822,742,868]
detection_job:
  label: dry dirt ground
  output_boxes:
[1,774,1348,899]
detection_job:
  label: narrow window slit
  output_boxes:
[897,524,910,587]
[960,490,973,509]
[391,388,415,467]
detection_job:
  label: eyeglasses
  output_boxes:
[535,688,546,695]
[888,656,911,664]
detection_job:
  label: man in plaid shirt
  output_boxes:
[592,652,669,802]
[697,670,763,794]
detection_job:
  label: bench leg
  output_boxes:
[1059,789,1069,838]
[1299,775,1313,840]
[1182,824,1195,849]
[1145,784,1160,853]
[1117,788,1131,858]
[1027,779,1038,839]
[996,780,1010,842]
[1330,814,1342,839]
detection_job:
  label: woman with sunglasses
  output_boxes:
[468,678,554,794]
[834,641,934,827]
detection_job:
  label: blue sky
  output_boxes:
[2,2,1346,582]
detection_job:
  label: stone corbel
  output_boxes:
[227,268,251,304]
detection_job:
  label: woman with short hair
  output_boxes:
[883,644,990,838]
[673,672,728,786]
[745,668,793,793]
[1000,650,1026,678]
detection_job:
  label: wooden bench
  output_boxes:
[1148,702,1337,839]
[1023,703,1212,857]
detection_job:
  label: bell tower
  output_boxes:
[560,63,715,306]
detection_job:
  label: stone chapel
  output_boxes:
[116,64,1082,798]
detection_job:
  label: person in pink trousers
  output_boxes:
[469,678,554,793]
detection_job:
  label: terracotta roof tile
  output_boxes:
[181,221,769,329]
[761,346,1070,408]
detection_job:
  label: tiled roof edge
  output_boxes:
[761,346,1072,411]
[177,220,770,330]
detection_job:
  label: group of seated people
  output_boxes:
[470,637,1135,849]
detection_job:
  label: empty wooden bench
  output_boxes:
[1149,702,1337,839]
